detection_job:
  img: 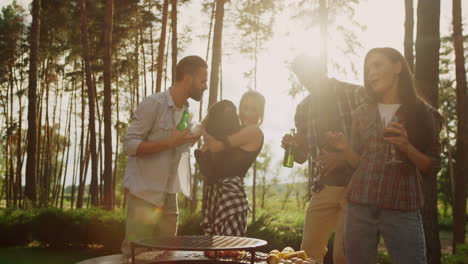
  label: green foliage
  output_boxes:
[246,213,302,251]
[437,33,468,215]
[442,244,468,264]
[0,208,35,247]
[0,208,125,252]
[0,247,102,264]
[0,0,26,84]
[438,215,454,232]
[177,209,204,235]
[377,251,393,264]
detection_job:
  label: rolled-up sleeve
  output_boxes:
[123,97,160,156]
[423,108,442,177]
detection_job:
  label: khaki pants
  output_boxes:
[301,186,347,264]
[121,193,178,257]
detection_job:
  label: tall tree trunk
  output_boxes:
[89,68,103,205]
[164,26,171,91]
[25,0,41,206]
[135,33,140,104]
[140,25,148,98]
[60,89,74,209]
[112,74,120,210]
[208,0,224,108]
[36,61,45,203]
[9,67,17,207]
[79,132,91,208]
[171,0,177,82]
[51,88,64,206]
[156,0,169,92]
[404,0,414,72]
[76,65,86,209]
[252,162,257,222]
[5,84,10,207]
[149,1,155,94]
[79,0,99,207]
[15,94,23,207]
[40,64,52,207]
[199,0,216,214]
[415,0,441,263]
[103,0,114,211]
[451,0,467,253]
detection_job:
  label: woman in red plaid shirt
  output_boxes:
[326,47,442,264]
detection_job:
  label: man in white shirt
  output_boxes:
[121,56,207,258]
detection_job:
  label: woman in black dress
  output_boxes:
[198,90,265,236]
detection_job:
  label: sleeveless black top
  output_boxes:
[216,136,264,179]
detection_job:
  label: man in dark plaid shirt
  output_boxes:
[281,56,368,264]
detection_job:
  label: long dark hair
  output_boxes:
[205,100,240,140]
[364,47,433,152]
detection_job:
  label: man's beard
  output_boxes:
[189,85,202,101]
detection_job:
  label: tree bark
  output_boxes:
[15,91,24,207]
[135,33,140,105]
[199,0,216,214]
[171,0,178,82]
[404,0,414,72]
[208,0,224,108]
[79,0,99,207]
[112,74,120,210]
[149,2,155,94]
[451,0,467,253]
[156,0,169,92]
[164,26,171,91]
[76,64,86,209]
[415,0,441,263]
[252,162,257,222]
[140,26,148,98]
[25,0,41,206]
[103,0,114,211]
[5,84,11,207]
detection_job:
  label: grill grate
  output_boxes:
[135,235,267,251]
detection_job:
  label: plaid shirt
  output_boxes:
[348,103,442,211]
[295,78,368,186]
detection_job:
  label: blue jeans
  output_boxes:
[344,202,427,264]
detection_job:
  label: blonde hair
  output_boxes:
[239,90,265,125]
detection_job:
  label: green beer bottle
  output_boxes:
[283,128,295,168]
[177,110,189,131]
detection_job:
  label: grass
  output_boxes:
[0,247,104,264]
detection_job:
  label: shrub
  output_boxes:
[378,251,393,264]
[442,244,468,264]
[0,208,36,247]
[0,208,125,251]
[438,216,454,232]
[246,213,302,251]
[177,210,204,235]
[87,209,125,252]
